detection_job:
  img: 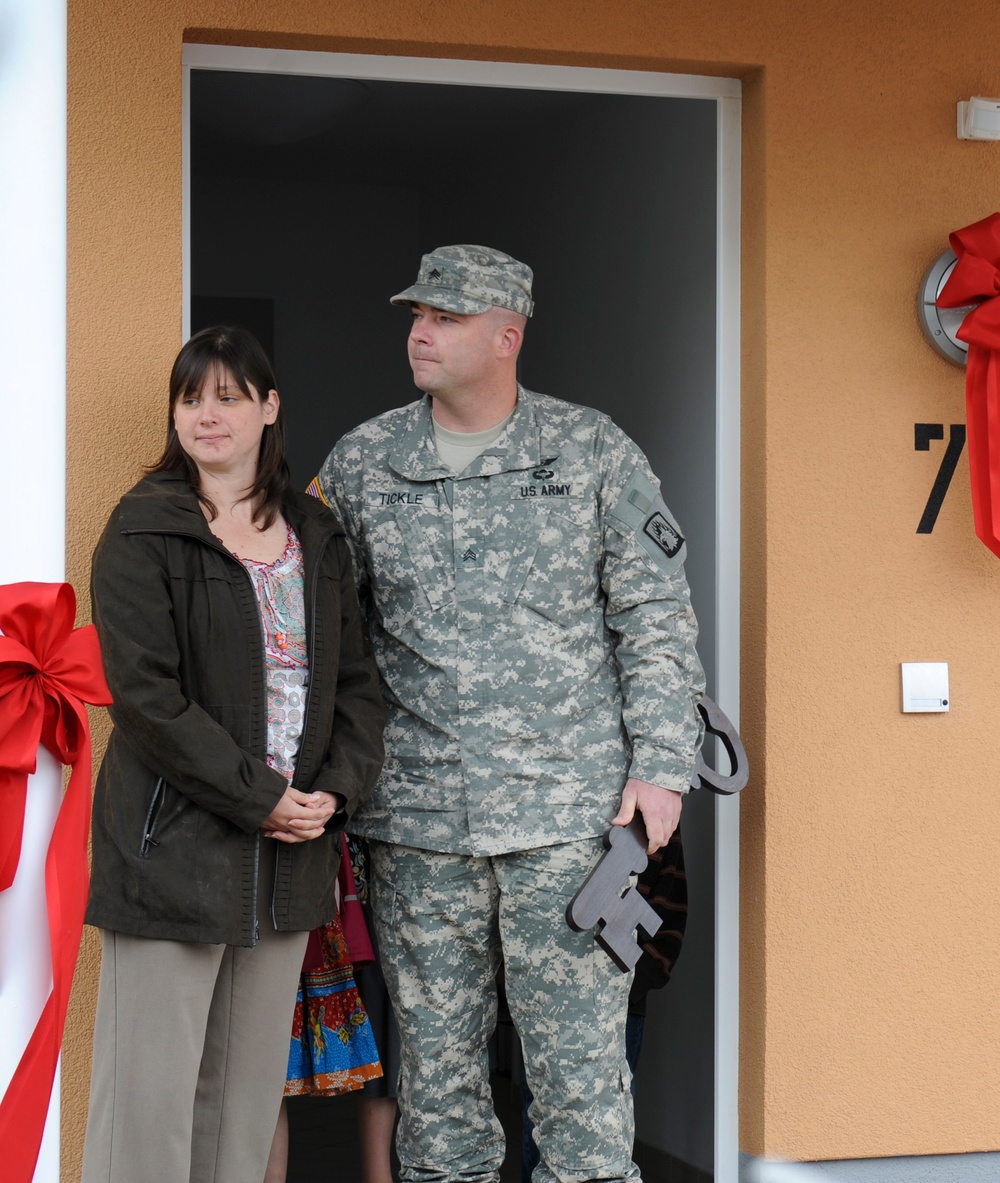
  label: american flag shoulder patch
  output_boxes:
[305,476,329,505]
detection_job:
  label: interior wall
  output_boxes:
[65,0,1000,1176]
[192,84,719,1172]
[192,174,421,481]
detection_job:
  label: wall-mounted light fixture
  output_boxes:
[957,97,1000,140]
[921,213,1000,560]
[918,250,973,365]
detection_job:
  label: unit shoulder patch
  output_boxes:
[643,512,684,559]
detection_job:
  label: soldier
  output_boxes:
[311,245,705,1183]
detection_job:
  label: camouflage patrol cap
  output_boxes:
[390,244,534,317]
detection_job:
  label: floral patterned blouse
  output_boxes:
[237,526,308,782]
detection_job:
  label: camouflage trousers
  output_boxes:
[369,838,640,1183]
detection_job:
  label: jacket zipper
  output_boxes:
[288,529,330,792]
[253,832,261,943]
[140,777,165,857]
[272,530,332,929]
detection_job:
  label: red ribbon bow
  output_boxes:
[0,582,112,1183]
[937,212,1000,558]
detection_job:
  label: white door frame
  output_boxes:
[182,44,742,1181]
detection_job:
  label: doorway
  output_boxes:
[184,46,741,1181]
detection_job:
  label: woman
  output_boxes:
[81,325,385,1183]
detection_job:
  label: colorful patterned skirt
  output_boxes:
[283,912,383,1096]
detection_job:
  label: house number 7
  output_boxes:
[915,423,966,533]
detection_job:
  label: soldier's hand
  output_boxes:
[611,778,683,853]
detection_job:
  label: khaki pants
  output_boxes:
[82,925,308,1183]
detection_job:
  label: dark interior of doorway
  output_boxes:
[191,69,719,1179]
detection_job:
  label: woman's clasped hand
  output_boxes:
[262,787,340,842]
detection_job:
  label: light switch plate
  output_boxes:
[901,662,949,712]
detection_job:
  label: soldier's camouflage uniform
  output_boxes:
[315,384,705,1183]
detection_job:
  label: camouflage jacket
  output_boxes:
[316,386,705,856]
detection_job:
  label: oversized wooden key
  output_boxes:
[565,819,658,972]
[691,695,749,795]
[567,695,749,971]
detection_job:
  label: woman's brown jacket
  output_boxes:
[86,470,385,945]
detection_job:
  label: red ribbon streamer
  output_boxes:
[937,212,1000,558]
[0,582,112,1183]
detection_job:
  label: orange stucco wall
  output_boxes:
[65,0,1000,1175]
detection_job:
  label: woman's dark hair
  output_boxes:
[148,324,289,528]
